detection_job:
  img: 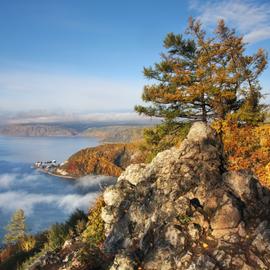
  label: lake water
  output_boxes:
[0,136,115,244]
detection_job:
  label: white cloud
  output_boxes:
[0,190,100,215]
[0,173,40,188]
[75,175,116,191]
[4,111,152,125]
[0,191,56,215]
[0,70,143,113]
[57,193,99,213]
[189,0,270,43]
[0,174,16,188]
[0,173,116,215]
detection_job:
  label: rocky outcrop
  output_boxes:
[102,122,270,270]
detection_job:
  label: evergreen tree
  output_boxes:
[135,18,267,124]
[4,209,26,245]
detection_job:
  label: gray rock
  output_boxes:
[223,171,258,202]
[211,196,241,230]
[187,121,216,142]
[118,164,147,186]
[104,186,124,206]
[101,122,270,270]
[109,254,136,270]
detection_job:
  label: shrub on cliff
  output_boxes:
[140,121,191,161]
[4,209,26,246]
[65,209,88,237]
[19,236,36,252]
[45,223,69,250]
[82,196,106,247]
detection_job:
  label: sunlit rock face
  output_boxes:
[102,122,270,270]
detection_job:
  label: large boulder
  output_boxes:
[102,122,270,270]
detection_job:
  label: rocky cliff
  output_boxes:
[101,122,270,270]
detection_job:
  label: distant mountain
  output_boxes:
[0,123,149,142]
[81,126,145,142]
[0,124,78,137]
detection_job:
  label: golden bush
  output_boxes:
[20,236,36,252]
[82,196,106,246]
[213,119,270,187]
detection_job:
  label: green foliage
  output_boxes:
[234,85,267,125]
[17,232,54,270]
[75,219,87,235]
[4,209,26,246]
[140,121,191,161]
[18,248,48,270]
[66,209,88,234]
[45,223,69,250]
[178,215,192,224]
[45,208,90,251]
[82,196,106,246]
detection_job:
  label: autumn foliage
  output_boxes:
[82,196,106,246]
[62,144,140,177]
[135,18,267,124]
[213,118,270,187]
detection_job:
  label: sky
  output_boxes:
[0,0,269,121]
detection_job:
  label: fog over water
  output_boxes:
[0,136,116,243]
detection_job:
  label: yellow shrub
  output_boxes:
[82,196,106,246]
[20,236,36,252]
[213,119,270,187]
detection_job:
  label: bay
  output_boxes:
[0,136,113,244]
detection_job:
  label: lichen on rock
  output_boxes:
[102,122,270,270]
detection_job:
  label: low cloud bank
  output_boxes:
[0,172,117,215]
[0,191,56,214]
[75,175,116,191]
[0,172,40,188]
[0,191,99,215]
[0,174,15,188]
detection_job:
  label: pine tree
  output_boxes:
[135,18,267,124]
[4,209,26,246]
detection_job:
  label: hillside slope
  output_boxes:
[59,143,142,177]
[81,126,145,143]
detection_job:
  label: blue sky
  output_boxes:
[0,0,269,121]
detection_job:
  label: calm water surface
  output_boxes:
[0,136,110,243]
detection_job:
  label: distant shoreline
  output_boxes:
[35,168,75,180]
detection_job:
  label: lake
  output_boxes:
[0,136,114,244]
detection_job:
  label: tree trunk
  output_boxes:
[201,93,207,122]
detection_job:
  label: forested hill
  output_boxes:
[0,124,146,142]
[81,126,145,142]
[59,143,143,177]
[0,124,78,137]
